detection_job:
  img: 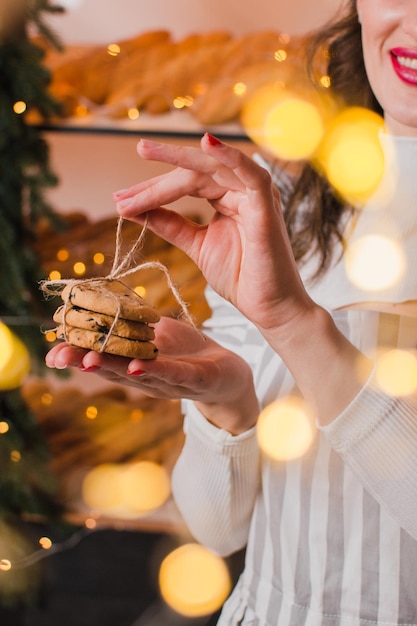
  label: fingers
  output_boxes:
[113,136,251,220]
[45,342,130,373]
[45,343,88,369]
[136,138,217,173]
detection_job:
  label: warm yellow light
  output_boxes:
[233,82,247,96]
[73,262,86,276]
[241,82,283,148]
[0,322,31,390]
[345,234,405,291]
[0,521,41,596]
[107,43,121,57]
[320,75,331,89]
[159,544,231,617]
[128,107,140,120]
[82,463,125,512]
[48,270,61,281]
[134,285,146,298]
[44,331,57,343]
[242,85,324,160]
[122,461,171,514]
[264,97,324,160]
[318,107,385,202]
[93,252,105,265]
[85,405,98,420]
[0,421,9,434]
[57,249,69,262]
[173,96,193,109]
[13,101,27,114]
[11,451,21,463]
[274,49,287,62]
[257,396,315,461]
[82,461,171,516]
[375,349,417,397]
[85,518,97,529]
[39,537,53,550]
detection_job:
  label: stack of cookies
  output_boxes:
[53,279,160,359]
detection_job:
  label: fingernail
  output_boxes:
[79,366,100,372]
[118,197,133,209]
[113,188,127,198]
[127,369,146,376]
[138,138,162,149]
[206,133,223,147]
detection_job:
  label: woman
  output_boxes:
[47,0,417,623]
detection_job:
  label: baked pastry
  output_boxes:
[55,279,160,359]
[55,324,159,359]
[53,305,155,341]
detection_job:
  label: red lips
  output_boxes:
[391,47,417,86]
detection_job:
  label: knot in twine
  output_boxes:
[40,216,198,352]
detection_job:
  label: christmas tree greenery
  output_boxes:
[0,0,66,524]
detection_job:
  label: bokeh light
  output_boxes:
[39,537,53,550]
[121,461,171,515]
[81,461,171,517]
[0,321,31,390]
[159,544,231,617]
[85,405,98,420]
[48,270,61,281]
[241,84,325,160]
[375,349,417,397]
[107,43,121,57]
[317,107,385,202]
[73,261,86,276]
[82,463,125,512]
[345,234,405,291]
[44,330,57,343]
[13,101,26,114]
[56,248,69,261]
[264,97,324,160]
[93,252,105,265]
[134,285,147,298]
[128,107,140,120]
[0,520,40,597]
[257,396,315,461]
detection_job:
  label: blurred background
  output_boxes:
[0,1,343,625]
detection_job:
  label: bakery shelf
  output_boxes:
[36,109,250,141]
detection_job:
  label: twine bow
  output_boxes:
[40,217,198,352]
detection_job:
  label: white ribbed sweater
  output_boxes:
[171,136,417,625]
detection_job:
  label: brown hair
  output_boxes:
[282,0,382,279]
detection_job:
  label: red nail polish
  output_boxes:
[79,366,100,372]
[206,133,222,147]
[127,369,146,377]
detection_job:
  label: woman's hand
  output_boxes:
[113,135,369,426]
[45,316,259,435]
[114,134,313,336]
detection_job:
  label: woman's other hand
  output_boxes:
[45,316,259,435]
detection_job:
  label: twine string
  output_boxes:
[40,217,198,351]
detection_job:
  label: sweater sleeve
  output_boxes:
[170,286,306,554]
[171,401,260,556]
[320,368,417,540]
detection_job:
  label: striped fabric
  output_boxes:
[171,134,417,625]
[172,291,417,626]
